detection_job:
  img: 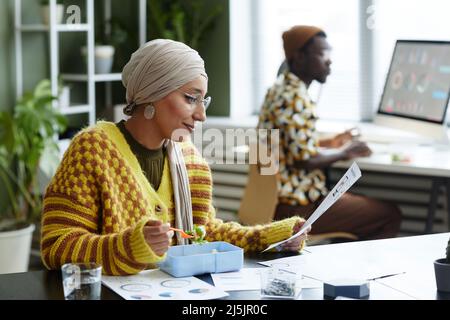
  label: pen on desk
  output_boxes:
[367,272,406,281]
[279,268,297,275]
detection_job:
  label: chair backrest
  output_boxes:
[237,144,358,242]
[238,169,359,242]
[238,163,278,225]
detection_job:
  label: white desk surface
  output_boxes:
[311,232,450,300]
[316,120,450,177]
[258,233,449,300]
[199,117,450,177]
[334,142,450,177]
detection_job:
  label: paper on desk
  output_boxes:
[211,268,265,291]
[259,250,405,283]
[102,269,228,300]
[262,162,362,252]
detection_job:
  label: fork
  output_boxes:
[169,227,194,239]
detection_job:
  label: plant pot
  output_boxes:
[40,4,64,25]
[0,223,35,274]
[95,45,115,74]
[434,258,450,293]
[81,45,115,74]
[58,85,70,108]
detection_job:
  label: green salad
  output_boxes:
[186,225,208,244]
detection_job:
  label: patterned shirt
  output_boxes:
[257,72,328,206]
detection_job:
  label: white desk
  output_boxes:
[2,234,448,300]
[334,141,450,177]
[328,121,450,177]
[261,233,450,300]
[328,125,450,233]
[312,232,450,300]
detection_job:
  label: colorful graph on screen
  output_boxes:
[379,41,450,123]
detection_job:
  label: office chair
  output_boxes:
[238,163,358,245]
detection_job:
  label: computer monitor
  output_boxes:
[374,40,450,143]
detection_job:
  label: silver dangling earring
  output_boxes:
[144,104,155,120]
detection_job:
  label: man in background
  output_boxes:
[257,25,402,240]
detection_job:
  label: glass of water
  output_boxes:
[61,262,102,300]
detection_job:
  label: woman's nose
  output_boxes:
[193,104,207,122]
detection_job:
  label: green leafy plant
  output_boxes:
[0,80,67,229]
[147,0,223,50]
[95,18,128,48]
[186,225,208,244]
[93,17,130,71]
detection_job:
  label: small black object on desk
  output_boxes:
[323,279,370,299]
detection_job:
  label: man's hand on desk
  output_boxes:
[341,141,372,160]
[320,127,361,148]
[294,128,370,170]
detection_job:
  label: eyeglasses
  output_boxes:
[177,89,212,111]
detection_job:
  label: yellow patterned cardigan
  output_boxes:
[41,121,304,275]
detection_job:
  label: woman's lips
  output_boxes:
[183,123,195,132]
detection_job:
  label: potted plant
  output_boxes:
[0,79,67,274]
[81,18,127,74]
[40,0,65,26]
[147,0,223,50]
[57,78,71,108]
[434,237,450,292]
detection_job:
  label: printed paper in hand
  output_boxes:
[262,162,362,252]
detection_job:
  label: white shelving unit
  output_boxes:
[61,72,122,82]
[14,0,148,128]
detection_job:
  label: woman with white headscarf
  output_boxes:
[41,39,309,276]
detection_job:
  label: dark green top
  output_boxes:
[116,120,165,190]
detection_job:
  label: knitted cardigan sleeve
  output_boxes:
[206,207,305,252]
[40,129,164,275]
[181,142,306,252]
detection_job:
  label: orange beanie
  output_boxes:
[282,25,324,61]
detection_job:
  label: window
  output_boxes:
[230,0,450,122]
[247,0,362,120]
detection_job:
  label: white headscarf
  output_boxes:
[122,39,207,112]
[121,39,207,245]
